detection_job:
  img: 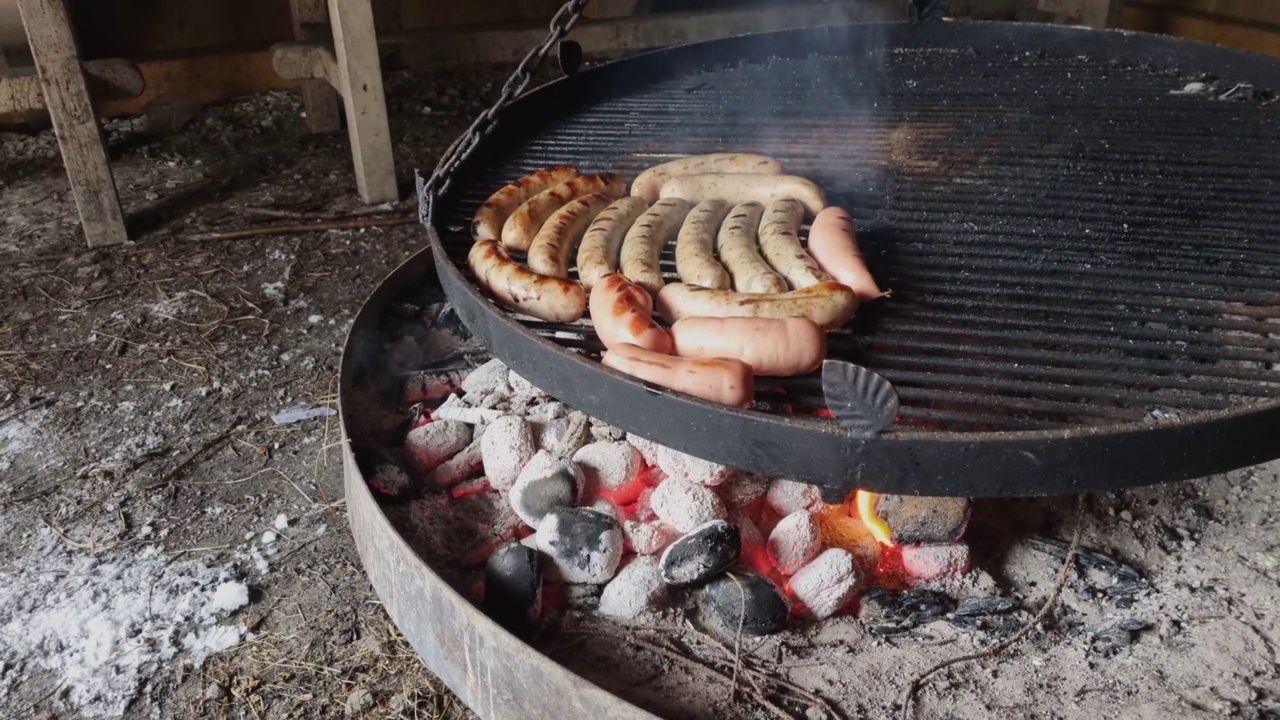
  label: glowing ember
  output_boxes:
[854,490,894,547]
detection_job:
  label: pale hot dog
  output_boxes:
[589,273,673,354]
[807,206,885,302]
[670,317,826,377]
[601,342,754,408]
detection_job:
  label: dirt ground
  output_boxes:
[2,61,1280,720]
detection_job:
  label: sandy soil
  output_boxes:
[2,61,1278,720]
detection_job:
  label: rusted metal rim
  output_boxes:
[339,247,658,720]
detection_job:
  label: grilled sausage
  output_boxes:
[502,172,626,252]
[577,196,650,290]
[716,202,789,294]
[468,239,588,323]
[526,192,615,278]
[675,199,733,289]
[589,273,673,354]
[658,173,826,218]
[807,207,885,302]
[655,281,858,331]
[472,165,580,241]
[620,197,694,297]
[631,152,782,204]
[758,198,832,289]
[670,317,826,377]
[601,342,755,408]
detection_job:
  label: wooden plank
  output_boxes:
[327,0,397,204]
[0,57,143,113]
[1124,2,1280,58]
[381,0,902,69]
[1115,0,1280,28]
[289,0,342,134]
[1038,0,1122,27]
[16,0,127,248]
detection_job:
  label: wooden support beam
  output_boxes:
[289,0,342,134]
[270,41,338,87]
[0,58,143,114]
[1038,0,1123,27]
[1123,2,1280,58]
[16,0,127,248]
[326,0,397,204]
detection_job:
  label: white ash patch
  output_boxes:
[0,409,49,473]
[767,511,822,576]
[650,478,726,533]
[507,369,546,397]
[767,479,825,516]
[574,441,643,502]
[789,548,863,620]
[598,556,667,620]
[481,416,536,491]
[622,519,680,556]
[625,433,662,466]
[404,420,472,474]
[461,358,510,396]
[655,444,735,487]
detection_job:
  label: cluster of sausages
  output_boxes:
[467,153,885,408]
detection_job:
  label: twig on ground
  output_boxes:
[138,416,245,492]
[184,215,415,243]
[0,396,55,427]
[0,484,56,506]
[900,498,1087,720]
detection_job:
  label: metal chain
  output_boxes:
[421,0,591,221]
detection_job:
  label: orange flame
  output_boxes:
[854,490,894,547]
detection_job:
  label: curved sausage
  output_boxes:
[467,239,588,323]
[631,152,782,204]
[670,317,826,377]
[619,197,694,297]
[675,199,733,289]
[577,196,649,290]
[807,207,886,302]
[501,172,626,253]
[526,192,615,278]
[717,202,789,294]
[601,342,755,408]
[589,273,673,354]
[658,173,826,218]
[654,281,858,331]
[471,165,580,241]
[758,198,832,289]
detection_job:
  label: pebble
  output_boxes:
[900,543,970,581]
[574,441,644,504]
[655,445,734,486]
[536,508,624,584]
[767,511,822,576]
[481,415,537,491]
[509,457,582,528]
[404,420,473,474]
[650,478,726,533]
[625,432,663,466]
[204,683,227,701]
[1120,510,1134,522]
[789,548,863,619]
[701,571,791,636]
[622,519,681,555]
[345,686,374,716]
[484,541,542,638]
[659,520,741,587]
[598,555,666,619]
[461,358,510,396]
[766,479,825,516]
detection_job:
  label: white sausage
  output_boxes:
[631,152,782,204]
[526,192,615,278]
[619,197,694,297]
[716,202,789,294]
[658,173,825,218]
[577,196,650,290]
[675,199,733,289]
[501,172,626,252]
[758,198,832,289]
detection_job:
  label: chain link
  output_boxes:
[421,0,592,222]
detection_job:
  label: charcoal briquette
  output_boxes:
[484,541,542,638]
[700,571,791,636]
[659,519,741,587]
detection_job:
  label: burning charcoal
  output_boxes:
[598,556,667,619]
[651,478,726,533]
[589,422,625,443]
[509,458,583,529]
[812,506,882,574]
[869,494,971,545]
[536,508,624,584]
[788,548,863,620]
[404,420,473,474]
[900,543,971,583]
[720,474,770,512]
[401,368,468,403]
[563,583,603,611]
[631,486,658,522]
[574,441,644,504]
[432,396,504,425]
[481,415,537,491]
[539,411,590,458]
[367,455,415,499]
[584,497,623,522]
[655,445,735,487]
[429,436,484,487]
[484,541,542,638]
[461,358,511,396]
[767,511,822,576]
[1088,617,1151,657]
[622,519,680,555]
[766,480,824,517]
[701,571,791,636]
[729,508,771,575]
[659,520,742,587]
[625,432,662,466]
[508,369,546,397]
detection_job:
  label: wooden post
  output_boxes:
[16,0,127,248]
[289,0,342,134]
[1080,0,1122,28]
[326,0,397,204]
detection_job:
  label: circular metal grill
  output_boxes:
[421,20,1280,497]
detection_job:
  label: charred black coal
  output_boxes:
[701,571,790,636]
[484,542,542,638]
[659,520,741,588]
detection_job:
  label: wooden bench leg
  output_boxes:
[17,0,128,248]
[327,0,397,204]
[289,0,343,134]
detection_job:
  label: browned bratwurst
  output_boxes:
[501,172,626,252]
[472,165,580,241]
[601,342,754,408]
[655,281,858,331]
[468,239,588,323]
